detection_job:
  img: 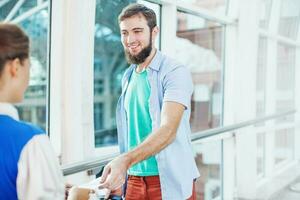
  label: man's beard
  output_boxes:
[125,37,152,64]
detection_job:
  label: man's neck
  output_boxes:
[136,48,157,72]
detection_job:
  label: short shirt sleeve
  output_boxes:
[16,134,65,200]
[162,66,194,109]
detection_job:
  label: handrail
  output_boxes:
[62,153,119,176]
[191,110,296,141]
[62,110,296,176]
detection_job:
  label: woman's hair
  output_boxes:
[0,23,29,76]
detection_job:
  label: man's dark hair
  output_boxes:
[0,23,29,76]
[118,3,157,31]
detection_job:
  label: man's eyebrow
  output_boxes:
[121,27,144,32]
[132,28,144,31]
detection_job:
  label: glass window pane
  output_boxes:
[256,37,267,118]
[0,0,47,21]
[256,37,267,178]
[257,132,265,177]
[274,43,296,165]
[176,11,224,132]
[274,128,294,165]
[276,43,295,112]
[93,0,161,148]
[193,141,222,200]
[278,0,300,40]
[0,0,50,131]
[178,0,229,15]
[259,0,272,29]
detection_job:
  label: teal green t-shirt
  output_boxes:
[124,69,159,176]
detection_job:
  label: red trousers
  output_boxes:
[125,175,196,200]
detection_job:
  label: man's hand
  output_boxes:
[99,154,131,191]
[98,102,184,197]
[102,187,123,199]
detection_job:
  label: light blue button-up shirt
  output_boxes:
[116,50,200,199]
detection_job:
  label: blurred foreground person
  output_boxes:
[0,23,64,199]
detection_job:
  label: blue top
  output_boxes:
[124,70,159,176]
[116,50,200,199]
[0,115,44,200]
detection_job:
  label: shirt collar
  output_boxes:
[147,49,162,72]
[0,102,19,120]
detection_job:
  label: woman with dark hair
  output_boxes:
[0,23,64,199]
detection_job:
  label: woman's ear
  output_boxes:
[9,58,21,78]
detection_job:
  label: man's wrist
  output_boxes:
[123,153,134,168]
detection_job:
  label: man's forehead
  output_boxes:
[125,13,147,21]
[120,14,148,29]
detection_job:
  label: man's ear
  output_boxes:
[152,26,159,40]
[9,58,21,78]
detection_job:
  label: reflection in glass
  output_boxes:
[274,128,294,165]
[276,43,295,115]
[93,0,129,148]
[259,0,272,29]
[256,37,267,177]
[193,141,222,200]
[176,11,223,200]
[179,0,228,15]
[256,37,267,118]
[0,1,49,131]
[278,0,300,39]
[93,0,161,148]
[176,11,223,132]
[257,132,265,177]
[274,43,296,165]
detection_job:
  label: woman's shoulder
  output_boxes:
[0,115,45,141]
[18,120,45,136]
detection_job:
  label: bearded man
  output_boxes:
[99,3,200,200]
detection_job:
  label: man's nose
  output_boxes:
[127,33,136,44]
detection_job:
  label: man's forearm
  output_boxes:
[124,125,176,167]
[98,102,184,190]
